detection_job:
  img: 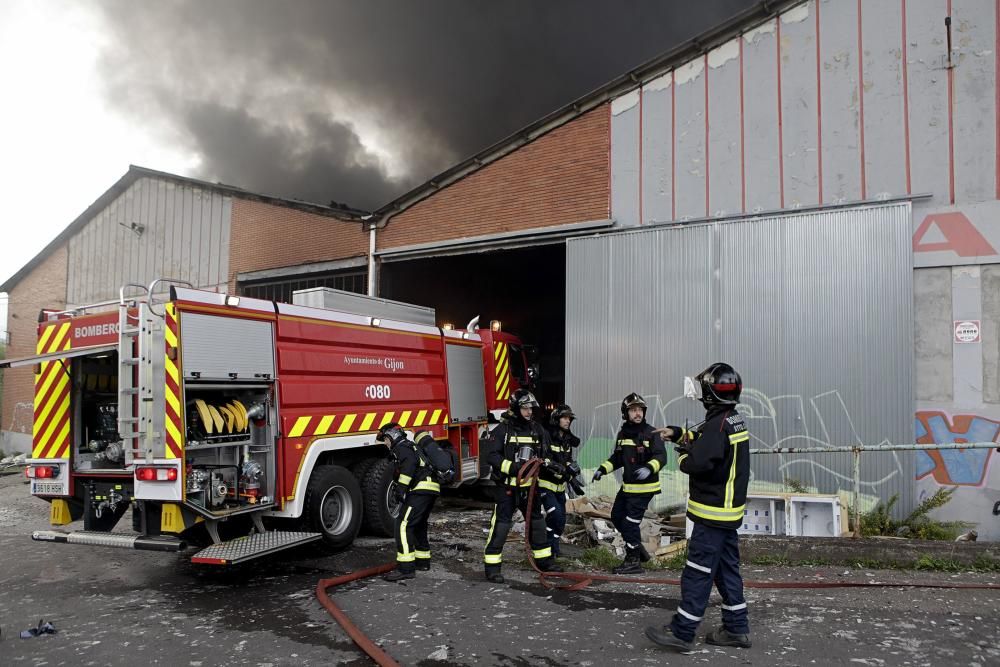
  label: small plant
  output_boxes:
[576,546,622,570]
[784,477,809,493]
[859,488,972,540]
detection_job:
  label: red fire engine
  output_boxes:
[1,280,536,564]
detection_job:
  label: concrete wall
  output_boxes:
[606,0,1000,537]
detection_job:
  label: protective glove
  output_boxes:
[544,459,566,478]
[439,469,456,485]
[591,469,604,483]
[393,485,407,504]
[633,466,652,481]
[565,461,582,478]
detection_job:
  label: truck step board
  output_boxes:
[191,531,321,565]
[32,530,186,552]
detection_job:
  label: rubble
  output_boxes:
[567,495,687,558]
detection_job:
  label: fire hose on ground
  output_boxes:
[317,457,1000,666]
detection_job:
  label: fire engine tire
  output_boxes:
[305,465,363,550]
[361,457,400,537]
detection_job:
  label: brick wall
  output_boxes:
[228,198,369,290]
[377,105,610,250]
[1,245,68,437]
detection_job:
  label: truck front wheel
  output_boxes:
[361,457,401,537]
[304,465,363,550]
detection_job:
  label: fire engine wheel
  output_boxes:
[305,465,363,549]
[361,457,400,537]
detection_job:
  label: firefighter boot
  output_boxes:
[485,565,505,584]
[383,568,416,582]
[537,557,563,573]
[637,543,652,563]
[644,625,694,653]
[612,548,643,575]
[415,559,431,571]
[705,625,752,648]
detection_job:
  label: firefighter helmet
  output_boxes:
[621,392,647,420]
[696,362,742,406]
[377,422,408,447]
[509,388,540,414]
[549,404,575,426]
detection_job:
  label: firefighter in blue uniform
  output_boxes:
[539,404,581,557]
[645,362,752,652]
[482,389,563,583]
[592,393,667,574]
[378,422,443,582]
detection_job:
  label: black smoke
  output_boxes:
[92,0,756,210]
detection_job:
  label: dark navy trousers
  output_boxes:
[669,521,750,641]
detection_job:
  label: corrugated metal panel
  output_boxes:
[66,177,231,305]
[567,202,915,514]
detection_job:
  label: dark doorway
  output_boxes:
[379,244,566,405]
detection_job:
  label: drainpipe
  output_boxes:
[365,217,376,296]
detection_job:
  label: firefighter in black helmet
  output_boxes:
[646,363,752,653]
[482,388,562,583]
[378,422,442,582]
[540,404,581,557]
[592,392,667,574]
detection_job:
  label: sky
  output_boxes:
[0,0,754,327]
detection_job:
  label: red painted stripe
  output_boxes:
[816,0,824,204]
[166,439,182,460]
[857,0,867,200]
[705,53,710,217]
[639,86,644,225]
[947,0,955,204]
[55,441,70,460]
[902,0,912,194]
[739,34,747,214]
[33,387,68,449]
[671,70,677,220]
[777,17,786,208]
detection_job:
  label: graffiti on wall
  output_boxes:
[578,388,908,510]
[914,411,999,487]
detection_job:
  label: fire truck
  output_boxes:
[1,280,536,564]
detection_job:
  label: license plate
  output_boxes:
[32,482,64,495]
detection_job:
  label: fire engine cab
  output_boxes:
[1,280,536,564]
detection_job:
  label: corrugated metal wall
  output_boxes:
[67,177,232,304]
[611,0,999,226]
[567,202,915,513]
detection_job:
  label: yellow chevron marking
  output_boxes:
[37,324,57,353]
[165,385,180,416]
[360,413,377,431]
[338,414,357,433]
[34,372,69,437]
[288,416,311,438]
[398,410,412,427]
[48,322,71,354]
[36,395,69,456]
[430,409,442,425]
[165,356,179,383]
[165,420,182,457]
[165,326,178,348]
[316,415,335,435]
[413,410,427,426]
[379,412,396,428]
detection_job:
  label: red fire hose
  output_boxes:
[317,458,1000,666]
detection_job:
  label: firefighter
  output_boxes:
[482,388,563,583]
[591,392,666,574]
[645,363,752,652]
[540,404,581,557]
[378,422,441,582]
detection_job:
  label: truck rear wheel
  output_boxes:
[361,457,401,537]
[304,465,362,550]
